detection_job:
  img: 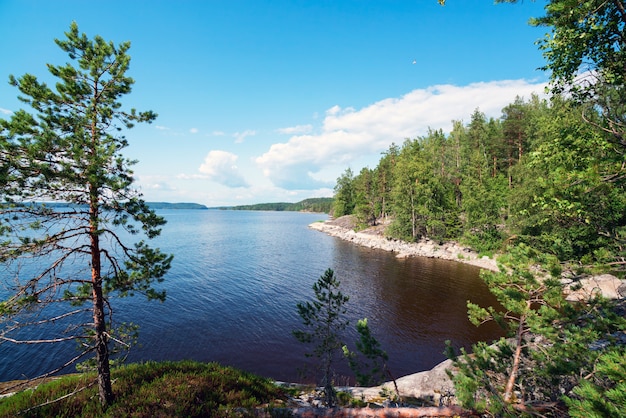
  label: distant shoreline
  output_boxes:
[212,197,333,213]
[12,202,209,210]
[148,202,208,210]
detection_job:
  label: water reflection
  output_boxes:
[330,240,502,376]
[0,211,503,384]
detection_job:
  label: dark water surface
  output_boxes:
[0,210,502,383]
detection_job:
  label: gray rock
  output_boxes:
[565,274,626,301]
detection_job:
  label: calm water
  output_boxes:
[0,210,502,383]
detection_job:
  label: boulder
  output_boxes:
[348,359,455,405]
[565,274,626,302]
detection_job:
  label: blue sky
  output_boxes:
[1,0,549,206]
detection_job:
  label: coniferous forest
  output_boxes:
[331,94,626,417]
[328,1,626,414]
[332,94,626,263]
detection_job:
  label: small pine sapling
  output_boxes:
[293,268,349,407]
[343,318,398,396]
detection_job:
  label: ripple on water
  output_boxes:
[0,210,502,383]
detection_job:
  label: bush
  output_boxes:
[0,361,287,417]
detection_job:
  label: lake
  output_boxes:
[0,210,502,384]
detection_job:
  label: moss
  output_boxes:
[0,361,288,418]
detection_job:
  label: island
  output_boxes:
[215,197,333,213]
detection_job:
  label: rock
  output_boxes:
[348,359,455,405]
[278,357,457,409]
[309,220,498,272]
[565,274,626,301]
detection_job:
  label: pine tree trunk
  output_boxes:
[93,279,113,405]
[503,306,529,404]
[90,199,113,406]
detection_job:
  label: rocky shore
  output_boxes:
[309,216,498,272]
[309,216,626,301]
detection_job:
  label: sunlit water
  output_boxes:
[0,210,502,383]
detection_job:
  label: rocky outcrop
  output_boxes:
[310,218,626,301]
[281,405,469,417]
[309,220,498,272]
[563,274,626,302]
[280,358,457,410]
[347,359,456,406]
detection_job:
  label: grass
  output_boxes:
[0,361,289,417]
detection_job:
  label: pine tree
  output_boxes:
[294,268,349,407]
[342,318,394,389]
[332,168,355,217]
[446,244,565,415]
[565,346,626,418]
[447,243,626,415]
[0,22,172,406]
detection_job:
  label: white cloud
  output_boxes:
[136,175,178,193]
[176,173,207,180]
[233,130,256,143]
[198,150,250,188]
[212,130,226,136]
[0,107,12,115]
[190,128,199,134]
[276,124,313,135]
[155,125,170,131]
[256,79,548,189]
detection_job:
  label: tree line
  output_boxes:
[328,0,626,415]
[224,197,333,213]
[333,93,626,264]
[329,92,626,415]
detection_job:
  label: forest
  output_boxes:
[329,93,626,416]
[325,1,626,414]
[332,94,626,264]
[223,197,333,213]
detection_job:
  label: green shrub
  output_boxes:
[0,361,287,417]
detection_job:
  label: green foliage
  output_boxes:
[460,229,503,257]
[565,346,626,418]
[0,22,172,406]
[447,244,564,412]
[353,167,379,227]
[331,90,626,267]
[332,168,356,217]
[448,243,626,415]
[510,96,626,261]
[502,0,626,174]
[329,5,626,258]
[414,4,626,417]
[468,246,563,400]
[342,318,390,387]
[227,197,334,213]
[293,268,349,407]
[445,339,512,415]
[388,136,457,241]
[531,1,626,96]
[0,361,287,417]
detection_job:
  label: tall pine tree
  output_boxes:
[0,23,172,406]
